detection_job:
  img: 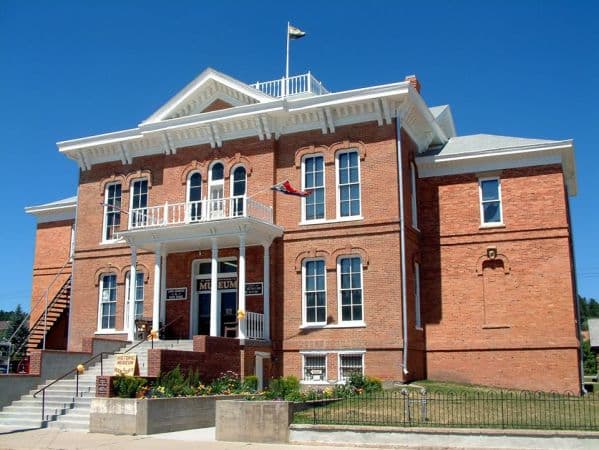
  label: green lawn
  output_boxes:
[293,380,599,431]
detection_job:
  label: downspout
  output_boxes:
[396,108,409,376]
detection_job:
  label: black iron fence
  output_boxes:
[293,389,599,431]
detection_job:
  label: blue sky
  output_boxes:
[0,1,597,311]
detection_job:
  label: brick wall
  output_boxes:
[419,165,581,393]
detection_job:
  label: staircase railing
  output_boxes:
[32,314,184,424]
[8,258,72,363]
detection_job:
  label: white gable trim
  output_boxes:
[142,68,273,124]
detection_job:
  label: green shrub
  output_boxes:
[209,371,241,394]
[242,375,258,392]
[583,340,597,375]
[264,375,300,400]
[348,373,383,393]
[113,376,148,398]
[157,366,196,397]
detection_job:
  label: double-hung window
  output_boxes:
[479,177,502,225]
[231,166,247,217]
[303,155,325,221]
[103,183,121,241]
[414,262,421,329]
[99,274,117,330]
[187,172,202,222]
[125,271,145,324]
[339,354,364,381]
[338,256,363,323]
[303,354,326,382]
[337,150,361,218]
[130,179,149,228]
[303,259,326,325]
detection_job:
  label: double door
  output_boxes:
[197,290,237,337]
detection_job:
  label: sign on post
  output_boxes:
[114,354,139,376]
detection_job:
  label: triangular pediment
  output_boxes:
[142,68,274,124]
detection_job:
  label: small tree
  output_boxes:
[6,305,29,362]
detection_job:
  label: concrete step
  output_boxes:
[0,417,46,428]
[48,418,89,431]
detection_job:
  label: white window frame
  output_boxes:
[186,171,203,222]
[230,164,247,217]
[479,176,503,227]
[97,273,117,331]
[301,353,327,383]
[101,182,122,244]
[338,352,365,382]
[124,271,145,326]
[301,154,326,223]
[410,162,419,229]
[208,161,225,218]
[302,258,327,327]
[335,149,362,219]
[69,222,76,259]
[337,256,365,325]
[128,178,149,228]
[414,262,422,329]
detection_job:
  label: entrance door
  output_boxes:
[220,291,237,337]
[197,293,211,335]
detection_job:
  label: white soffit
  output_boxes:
[25,196,77,223]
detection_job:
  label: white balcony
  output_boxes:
[251,72,329,98]
[119,196,282,254]
[128,196,273,230]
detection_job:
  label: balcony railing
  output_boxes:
[128,196,273,230]
[252,72,329,98]
[243,311,264,340]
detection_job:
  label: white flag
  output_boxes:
[288,24,306,39]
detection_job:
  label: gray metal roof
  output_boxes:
[420,134,560,158]
[589,319,599,348]
[25,196,77,212]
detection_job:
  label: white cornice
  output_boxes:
[416,141,577,196]
[25,199,77,223]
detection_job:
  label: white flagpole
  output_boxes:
[285,21,290,97]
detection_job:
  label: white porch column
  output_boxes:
[238,235,246,340]
[209,239,218,336]
[263,242,270,340]
[159,253,167,324]
[152,246,162,333]
[127,246,137,341]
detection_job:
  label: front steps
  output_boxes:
[0,339,193,431]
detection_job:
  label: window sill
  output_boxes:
[300,380,331,385]
[95,330,128,335]
[299,216,364,226]
[482,324,511,330]
[479,223,505,230]
[300,322,366,330]
[100,238,125,246]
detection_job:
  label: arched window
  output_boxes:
[187,172,202,221]
[209,162,225,218]
[124,271,145,326]
[231,166,247,216]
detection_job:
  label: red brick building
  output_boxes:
[25,69,581,392]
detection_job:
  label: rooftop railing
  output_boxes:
[252,72,329,98]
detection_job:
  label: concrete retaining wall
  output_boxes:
[90,395,243,435]
[216,400,293,443]
[289,424,599,450]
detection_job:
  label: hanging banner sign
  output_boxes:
[245,282,263,296]
[166,287,187,301]
[197,277,238,292]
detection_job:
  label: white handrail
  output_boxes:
[244,312,264,340]
[128,196,273,229]
[252,73,329,98]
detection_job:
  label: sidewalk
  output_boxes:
[0,427,408,450]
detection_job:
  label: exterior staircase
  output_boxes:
[26,276,71,352]
[0,339,193,431]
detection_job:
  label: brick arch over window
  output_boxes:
[225,153,253,177]
[93,265,122,286]
[476,252,511,276]
[120,264,151,283]
[331,246,370,268]
[294,249,331,272]
[294,140,367,168]
[180,160,208,185]
[125,170,153,189]
[99,174,126,195]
